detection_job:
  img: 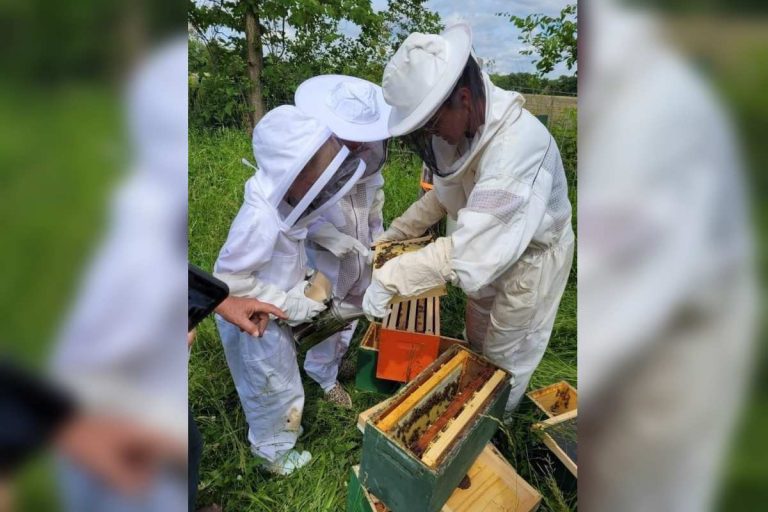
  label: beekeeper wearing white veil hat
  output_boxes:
[364,24,575,411]
[295,75,390,407]
[214,105,367,474]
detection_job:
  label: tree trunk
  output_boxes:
[244,3,265,129]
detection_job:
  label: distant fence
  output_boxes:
[523,93,578,127]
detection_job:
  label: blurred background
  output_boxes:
[0,0,186,510]
[579,0,766,510]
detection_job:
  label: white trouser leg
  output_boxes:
[475,238,574,411]
[217,316,304,463]
[304,320,357,392]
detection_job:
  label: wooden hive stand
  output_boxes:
[348,444,541,512]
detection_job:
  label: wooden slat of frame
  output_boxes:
[421,369,507,467]
[410,367,493,456]
[434,296,441,336]
[385,302,398,330]
[375,350,470,432]
[415,299,426,333]
[541,433,577,477]
[357,398,394,433]
[382,304,391,329]
[407,299,417,332]
[535,409,578,428]
[425,297,435,334]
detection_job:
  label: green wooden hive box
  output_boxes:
[347,465,378,512]
[355,322,399,394]
[359,345,511,512]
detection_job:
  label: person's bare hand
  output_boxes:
[215,296,287,337]
[56,415,186,495]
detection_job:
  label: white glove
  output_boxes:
[284,280,327,326]
[213,272,326,327]
[309,222,372,263]
[362,277,395,320]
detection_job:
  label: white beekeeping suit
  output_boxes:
[213,105,366,474]
[364,24,575,411]
[294,76,390,400]
[51,38,188,511]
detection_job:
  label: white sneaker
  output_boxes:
[264,449,312,475]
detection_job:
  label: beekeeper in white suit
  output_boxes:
[363,24,575,411]
[214,105,367,474]
[295,75,390,407]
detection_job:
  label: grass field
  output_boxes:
[189,126,578,511]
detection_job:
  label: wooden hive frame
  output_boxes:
[532,409,578,478]
[383,297,440,335]
[372,235,447,303]
[526,381,578,418]
[371,348,508,469]
[361,321,380,350]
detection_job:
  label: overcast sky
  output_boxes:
[358,0,576,76]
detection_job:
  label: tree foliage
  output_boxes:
[189,0,442,130]
[490,72,576,95]
[499,3,577,77]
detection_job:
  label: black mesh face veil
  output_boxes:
[279,135,366,227]
[354,140,388,178]
[359,139,389,177]
[298,153,364,223]
[400,55,486,177]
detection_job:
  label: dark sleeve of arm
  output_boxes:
[0,359,77,476]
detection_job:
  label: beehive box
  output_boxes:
[526,381,578,418]
[355,323,400,394]
[533,410,578,478]
[372,236,447,303]
[348,444,540,512]
[357,319,467,392]
[377,297,441,383]
[360,345,511,512]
